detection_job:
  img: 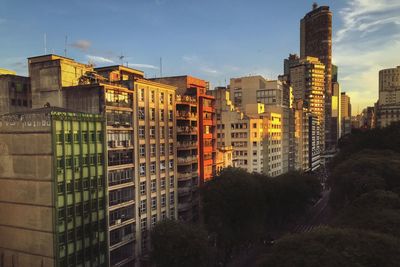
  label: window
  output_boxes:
[151,91,155,102]
[140,89,145,101]
[151,179,156,192]
[161,194,166,207]
[151,214,157,226]
[170,208,175,219]
[161,211,166,220]
[169,176,174,187]
[253,141,257,147]
[169,160,174,170]
[169,192,174,205]
[140,163,146,176]
[160,127,165,139]
[168,127,173,138]
[140,181,146,195]
[151,197,157,210]
[140,200,147,214]
[160,161,166,172]
[150,162,156,174]
[138,107,145,120]
[160,92,164,104]
[150,144,156,157]
[150,126,156,138]
[160,144,165,156]
[139,126,145,139]
[160,110,164,121]
[139,145,146,157]
[150,108,155,121]
[161,177,166,190]
[169,143,173,155]
[168,110,173,121]
[169,94,173,105]
[140,217,147,232]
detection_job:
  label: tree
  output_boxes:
[258,227,400,267]
[333,190,400,238]
[202,167,264,266]
[150,220,210,267]
[329,149,400,209]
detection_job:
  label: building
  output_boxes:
[0,73,31,114]
[0,68,16,75]
[175,94,199,222]
[215,146,234,174]
[290,56,325,152]
[293,101,321,172]
[150,76,217,184]
[0,108,108,267]
[340,92,351,136]
[228,76,284,109]
[300,3,333,150]
[331,79,341,142]
[26,56,178,267]
[376,66,400,128]
[261,110,283,177]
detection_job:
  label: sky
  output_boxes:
[1,0,400,112]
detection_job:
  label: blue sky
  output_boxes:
[1,0,400,111]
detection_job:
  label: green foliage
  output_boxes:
[150,220,210,267]
[333,190,400,238]
[258,227,400,267]
[329,150,400,209]
[202,167,321,265]
[332,122,400,167]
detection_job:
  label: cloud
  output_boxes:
[86,55,114,64]
[201,67,219,75]
[128,63,158,70]
[71,40,92,52]
[333,0,400,111]
[182,55,199,63]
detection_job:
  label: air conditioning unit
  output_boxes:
[116,219,122,225]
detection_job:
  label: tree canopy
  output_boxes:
[258,227,400,267]
[150,220,210,267]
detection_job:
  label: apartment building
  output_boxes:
[151,76,217,184]
[340,92,351,136]
[25,55,178,267]
[376,66,400,128]
[175,94,199,222]
[0,72,31,114]
[0,108,108,267]
[261,110,283,176]
[290,56,325,153]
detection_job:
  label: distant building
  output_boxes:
[290,56,325,151]
[341,92,351,136]
[0,73,31,114]
[376,66,400,128]
[0,108,108,267]
[261,110,283,176]
[215,146,234,174]
[151,76,217,184]
[300,3,333,150]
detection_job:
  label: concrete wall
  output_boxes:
[0,113,55,266]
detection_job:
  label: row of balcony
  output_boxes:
[177,156,197,164]
[177,141,197,149]
[176,111,197,120]
[176,95,197,104]
[177,126,197,134]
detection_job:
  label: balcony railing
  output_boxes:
[178,172,192,180]
[176,111,197,120]
[176,95,197,104]
[177,126,197,134]
[177,141,197,149]
[177,156,197,164]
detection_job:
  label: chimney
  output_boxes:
[312,2,318,10]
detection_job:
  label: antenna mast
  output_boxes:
[64,35,68,57]
[119,53,124,65]
[160,57,163,77]
[44,33,47,54]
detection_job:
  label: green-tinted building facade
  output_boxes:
[0,107,108,267]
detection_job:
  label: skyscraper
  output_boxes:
[300,3,333,150]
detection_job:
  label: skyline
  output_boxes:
[1,0,400,111]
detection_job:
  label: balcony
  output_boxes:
[176,111,197,120]
[177,141,197,150]
[177,156,197,165]
[177,126,197,134]
[178,172,192,180]
[178,202,192,211]
[178,187,192,196]
[176,95,197,105]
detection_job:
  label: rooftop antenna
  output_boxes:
[44,33,47,54]
[160,57,163,77]
[312,2,318,10]
[64,35,68,57]
[119,53,124,65]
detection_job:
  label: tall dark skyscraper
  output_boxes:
[300,3,333,150]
